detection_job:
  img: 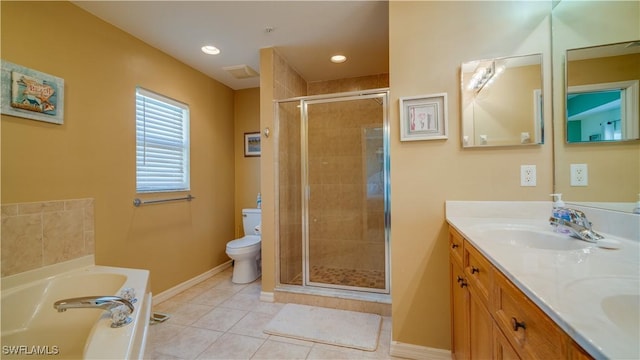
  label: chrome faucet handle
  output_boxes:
[565,208,591,229]
[120,288,137,303]
[110,304,133,328]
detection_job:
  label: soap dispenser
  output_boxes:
[633,194,640,214]
[550,194,570,233]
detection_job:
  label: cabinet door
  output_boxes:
[451,257,469,360]
[494,325,520,360]
[468,285,493,359]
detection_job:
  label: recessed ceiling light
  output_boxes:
[201,45,220,55]
[330,55,347,63]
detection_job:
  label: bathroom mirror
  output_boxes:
[565,41,640,143]
[552,0,640,213]
[461,54,544,147]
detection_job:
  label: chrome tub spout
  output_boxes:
[53,296,134,327]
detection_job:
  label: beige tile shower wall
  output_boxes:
[274,50,307,284]
[307,97,385,272]
[274,50,307,100]
[308,74,389,95]
[1,198,94,277]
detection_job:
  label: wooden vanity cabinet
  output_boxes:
[493,325,520,360]
[449,228,494,360]
[450,256,469,360]
[493,268,567,359]
[448,227,593,360]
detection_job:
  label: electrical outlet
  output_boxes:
[520,165,537,186]
[571,164,588,186]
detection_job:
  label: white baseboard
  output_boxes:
[390,341,451,360]
[260,291,274,302]
[152,260,232,304]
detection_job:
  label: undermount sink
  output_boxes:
[474,225,591,251]
[602,294,640,340]
[565,277,640,341]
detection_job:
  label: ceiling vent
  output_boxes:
[223,64,259,79]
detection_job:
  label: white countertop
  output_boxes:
[445,202,640,359]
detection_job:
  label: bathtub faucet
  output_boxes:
[54,296,134,327]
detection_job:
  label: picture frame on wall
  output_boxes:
[244,132,261,157]
[399,93,448,141]
[0,60,65,125]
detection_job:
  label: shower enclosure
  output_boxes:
[275,89,390,295]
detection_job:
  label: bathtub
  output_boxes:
[1,258,151,359]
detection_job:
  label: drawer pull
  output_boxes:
[451,243,459,249]
[511,317,526,331]
[459,280,468,288]
[471,266,480,274]
[457,275,464,283]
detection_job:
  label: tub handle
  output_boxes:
[111,305,133,328]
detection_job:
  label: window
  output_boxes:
[136,87,190,192]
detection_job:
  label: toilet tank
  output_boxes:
[242,208,261,235]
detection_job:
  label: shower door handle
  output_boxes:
[305,185,311,199]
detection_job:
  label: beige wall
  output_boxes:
[234,88,261,237]
[552,0,640,203]
[1,2,235,294]
[389,1,552,350]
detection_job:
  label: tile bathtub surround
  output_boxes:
[146,267,397,360]
[1,198,95,277]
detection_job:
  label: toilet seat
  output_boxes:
[226,235,261,254]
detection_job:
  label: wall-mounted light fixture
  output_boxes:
[467,61,495,92]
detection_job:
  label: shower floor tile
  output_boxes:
[290,265,386,289]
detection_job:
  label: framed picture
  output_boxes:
[399,93,448,141]
[244,132,261,157]
[1,60,65,125]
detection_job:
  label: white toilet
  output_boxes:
[226,208,261,284]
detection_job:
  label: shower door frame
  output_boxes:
[275,88,391,296]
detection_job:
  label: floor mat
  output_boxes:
[263,303,381,351]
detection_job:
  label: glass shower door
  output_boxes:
[303,93,389,293]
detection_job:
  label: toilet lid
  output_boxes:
[227,235,261,249]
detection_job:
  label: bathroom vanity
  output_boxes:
[449,227,591,359]
[446,201,639,360]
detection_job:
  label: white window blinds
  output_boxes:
[136,88,190,192]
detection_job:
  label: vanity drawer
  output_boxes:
[464,241,492,305]
[449,228,464,266]
[493,269,567,359]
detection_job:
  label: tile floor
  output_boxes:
[289,266,386,289]
[144,267,399,360]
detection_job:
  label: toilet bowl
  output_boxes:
[226,209,261,284]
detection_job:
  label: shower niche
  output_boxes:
[276,89,390,295]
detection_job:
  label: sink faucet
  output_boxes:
[54,296,134,327]
[549,208,603,243]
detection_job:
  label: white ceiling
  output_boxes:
[72,1,389,90]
